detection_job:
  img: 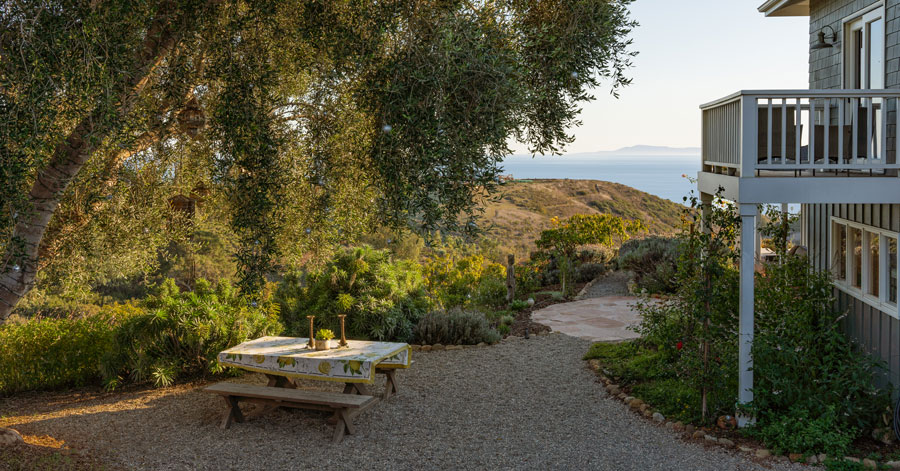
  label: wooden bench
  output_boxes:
[205,382,377,443]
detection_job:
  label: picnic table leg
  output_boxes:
[265,374,296,389]
[342,382,372,395]
[380,369,399,400]
[220,396,244,429]
[333,408,355,443]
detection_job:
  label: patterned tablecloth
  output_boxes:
[217,336,411,384]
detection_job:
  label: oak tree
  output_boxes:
[0,0,635,319]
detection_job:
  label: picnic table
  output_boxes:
[207,336,412,442]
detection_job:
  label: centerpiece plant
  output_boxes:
[315,329,335,350]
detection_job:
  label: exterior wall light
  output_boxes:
[811,25,838,50]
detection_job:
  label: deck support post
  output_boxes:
[737,203,757,427]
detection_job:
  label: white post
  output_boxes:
[738,203,756,427]
[740,94,758,179]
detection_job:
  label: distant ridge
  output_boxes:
[594,145,700,155]
[506,145,701,159]
[480,179,685,258]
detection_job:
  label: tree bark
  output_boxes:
[0,2,187,320]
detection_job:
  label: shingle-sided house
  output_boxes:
[698,0,900,425]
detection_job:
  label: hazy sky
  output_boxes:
[511,0,810,154]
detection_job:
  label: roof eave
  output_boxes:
[758,0,810,17]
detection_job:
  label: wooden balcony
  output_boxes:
[698,90,900,204]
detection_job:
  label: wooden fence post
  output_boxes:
[506,254,515,305]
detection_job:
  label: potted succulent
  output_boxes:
[315,329,335,350]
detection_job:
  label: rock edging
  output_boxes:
[583,359,859,467]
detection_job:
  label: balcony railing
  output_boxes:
[701,90,900,177]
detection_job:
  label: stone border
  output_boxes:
[585,359,899,469]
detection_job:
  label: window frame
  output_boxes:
[831,216,899,317]
[841,3,886,90]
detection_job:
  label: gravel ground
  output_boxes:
[583,270,631,298]
[1,334,801,471]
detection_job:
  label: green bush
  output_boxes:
[745,405,856,458]
[618,236,680,294]
[277,246,430,342]
[631,379,703,424]
[747,253,889,455]
[11,291,103,320]
[513,259,544,297]
[413,308,500,345]
[584,341,671,383]
[0,303,142,394]
[100,278,281,388]
[575,262,606,283]
[423,248,507,310]
[472,274,507,309]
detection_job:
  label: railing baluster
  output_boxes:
[810,99,816,167]
[781,98,787,163]
[853,98,859,163]
[796,98,802,165]
[839,99,845,163]
[867,97,874,163]
[881,97,887,161]
[767,98,773,164]
[824,99,831,167]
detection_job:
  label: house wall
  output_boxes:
[805,0,900,388]
[804,203,900,388]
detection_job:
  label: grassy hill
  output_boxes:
[479,179,686,258]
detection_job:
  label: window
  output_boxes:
[832,222,847,280]
[851,226,862,289]
[844,6,885,90]
[890,237,898,304]
[869,232,879,297]
[831,217,899,316]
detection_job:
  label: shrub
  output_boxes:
[618,236,680,294]
[745,405,856,458]
[584,341,671,383]
[0,303,142,394]
[631,379,703,424]
[509,299,529,311]
[277,246,430,342]
[11,291,102,320]
[514,259,544,297]
[424,251,507,309]
[100,278,281,388]
[472,272,507,309]
[413,308,500,345]
[575,262,606,283]
[747,250,889,455]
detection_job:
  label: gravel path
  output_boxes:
[1,334,800,471]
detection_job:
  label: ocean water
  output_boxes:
[500,154,701,204]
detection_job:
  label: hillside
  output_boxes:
[479,179,686,257]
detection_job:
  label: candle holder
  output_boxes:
[306,315,315,349]
[337,314,348,347]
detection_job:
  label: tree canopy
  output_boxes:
[0,0,636,319]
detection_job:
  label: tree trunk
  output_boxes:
[0,2,188,321]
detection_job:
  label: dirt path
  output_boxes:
[581,270,631,298]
